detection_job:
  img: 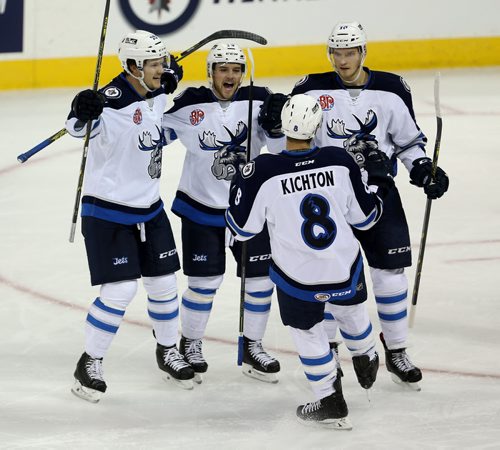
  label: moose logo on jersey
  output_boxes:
[327,109,378,142]
[199,121,248,181]
[138,125,165,179]
[326,110,379,165]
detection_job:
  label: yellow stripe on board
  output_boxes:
[1,36,499,90]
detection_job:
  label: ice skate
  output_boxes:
[329,341,344,378]
[380,333,422,391]
[296,386,352,430]
[179,335,208,384]
[71,352,107,403]
[242,336,280,383]
[352,352,379,389]
[156,343,195,390]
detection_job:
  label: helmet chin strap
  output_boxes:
[127,69,155,93]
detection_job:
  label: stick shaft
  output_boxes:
[17,128,67,163]
[237,48,256,366]
[409,73,442,327]
[69,0,111,243]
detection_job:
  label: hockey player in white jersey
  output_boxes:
[227,94,396,427]
[162,43,284,383]
[260,22,449,389]
[65,30,192,402]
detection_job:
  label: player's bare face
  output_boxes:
[212,63,244,100]
[331,48,363,83]
[143,57,166,91]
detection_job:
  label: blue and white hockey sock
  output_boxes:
[371,268,408,349]
[180,275,223,340]
[143,275,179,348]
[323,305,340,343]
[289,322,338,400]
[243,277,274,341]
[85,280,138,358]
[330,303,377,359]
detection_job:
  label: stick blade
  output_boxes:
[237,335,244,366]
[217,30,267,46]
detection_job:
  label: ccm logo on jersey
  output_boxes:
[190,109,205,126]
[295,159,314,167]
[315,289,352,301]
[319,95,334,111]
[159,249,177,259]
[388,246,411,255]
[249,254,271,262]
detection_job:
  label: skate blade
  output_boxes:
[71,380,103,403]
[297,416,353,430]
[162,374,194,390]
[242,363,279,384]
[390,373,422,391]
[194,373,203,384]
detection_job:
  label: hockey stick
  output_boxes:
[237,48,255,366]
[17,128,68,163]
[16,30,267,164]
[69,0,111,243]
[409,72,442,328]
[176,29,266,62]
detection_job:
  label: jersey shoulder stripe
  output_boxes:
[167,86,217,113]
[99,73,164,110]
[292,72,340,94]
[365,70,415,116]
[235,85,271,102]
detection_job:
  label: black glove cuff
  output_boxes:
[409,157,433,187]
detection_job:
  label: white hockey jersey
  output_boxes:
[226,146,383,302]
[291,69,428,174]
[163,85,283,227]
[66,74,167,225]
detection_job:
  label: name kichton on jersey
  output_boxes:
[280,170,335,195]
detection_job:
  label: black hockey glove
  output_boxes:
[161,58,183,95]
[345,133,380,168]
[409,157,449,199]
[258,93,289,137]
[71,89,105,122]
[364,149,395,196]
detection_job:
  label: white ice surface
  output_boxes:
[1,68,500,449]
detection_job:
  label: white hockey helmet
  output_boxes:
[327,21,367,56]
[281,94,323,140]
[118,30,169,73]
[207,43,247,82]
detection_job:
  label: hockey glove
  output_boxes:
[409,157,449,199]
[258,93,289,137]
[345,133,380,169]
[364,149,395,197]
[71,89,105,122]
[161,58,183,95]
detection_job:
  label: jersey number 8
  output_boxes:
[300,194,337,250]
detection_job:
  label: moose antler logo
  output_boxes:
[199,121,248,181]
[138,125,165,179]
